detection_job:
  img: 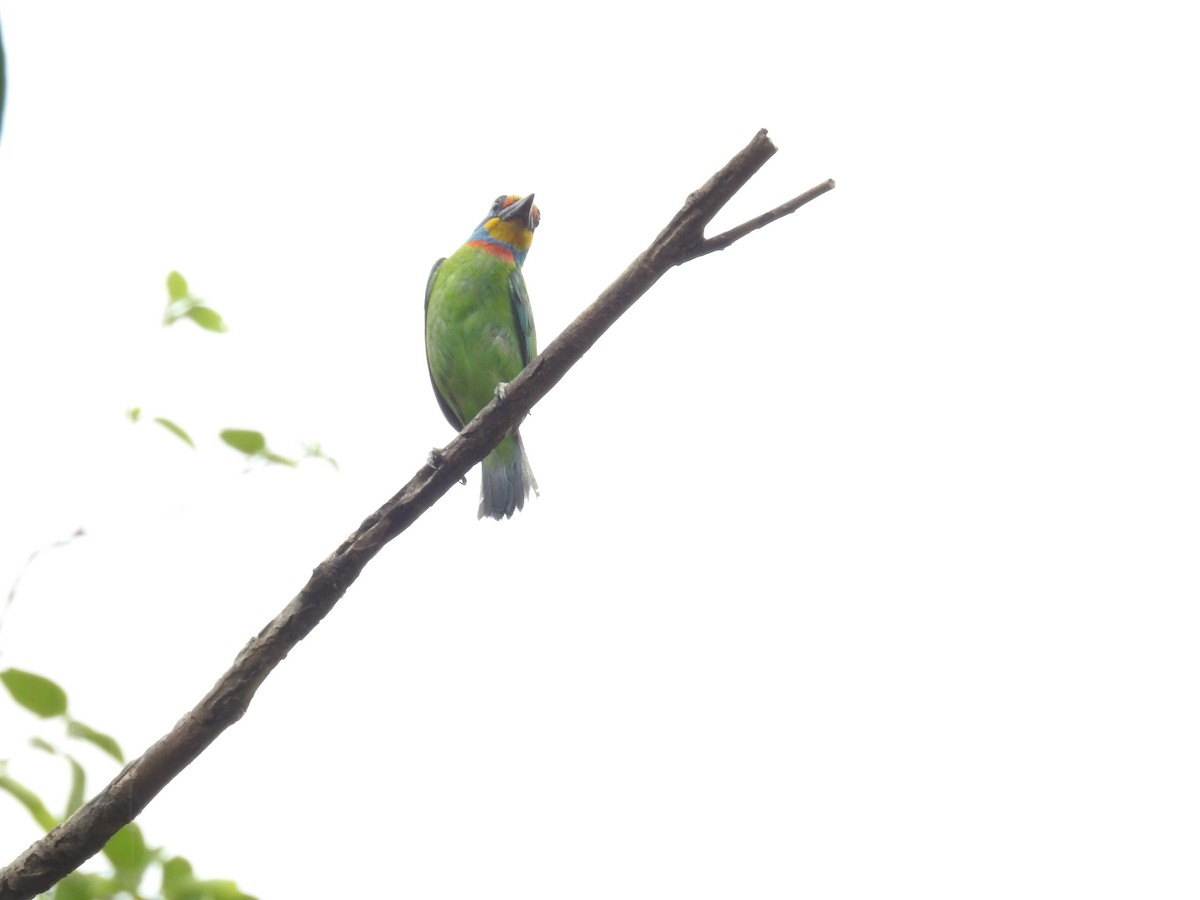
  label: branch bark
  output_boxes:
[0,128,834,900]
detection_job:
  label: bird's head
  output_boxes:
[470,194,539,265]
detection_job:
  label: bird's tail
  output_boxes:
[479,430,539,520]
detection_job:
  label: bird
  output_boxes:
[425,193,540,520]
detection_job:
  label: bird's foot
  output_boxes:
[427,448,468,485]
[494,381,509,401]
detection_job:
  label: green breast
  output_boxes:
[425,245,528,427]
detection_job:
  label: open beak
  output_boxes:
[499,193,536,229]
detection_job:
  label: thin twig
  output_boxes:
[0,528,87,645]
[0,128,834,900]
[694,178,837,258]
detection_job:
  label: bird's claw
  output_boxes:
[494,382,509,401]
[428,448,467,485]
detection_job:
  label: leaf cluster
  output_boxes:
[1,669,256,900]
[0,270,323,897]
[128,272,337,470]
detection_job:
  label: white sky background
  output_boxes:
[1,2,1197,897]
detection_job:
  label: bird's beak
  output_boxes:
[499,193,536,229]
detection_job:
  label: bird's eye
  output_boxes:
[530,206,541,230]
[490,195,508,215]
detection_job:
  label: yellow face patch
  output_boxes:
[485,217,535,251]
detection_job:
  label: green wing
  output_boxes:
[1,17,6,144]
[424,257,445,317]
[508,268,537,366]
[424,258,463,430]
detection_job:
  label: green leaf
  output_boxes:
[67,720,125,763]
[220,429,300,467]
[195,879,259,900]
[161,855,196,898]
[1,668,69,717]
[164,296,199,326]
[66,755,86,816]
[166,271,190,303]
[128,406,142,422]
[30,736,57,754]
[0,773,58,831]
[162,856,259,900]
[263,451,298,468]
[220,429,266,455]
[104,821,150,878]
[49,871,90,900]
[162,273,229,332]
[185,305,228,333]
[51,871,120,900]
[153,416,196,448]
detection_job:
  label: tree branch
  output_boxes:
[693,178,836,258]
[0,127,834,900]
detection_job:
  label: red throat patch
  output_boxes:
[468,240,515,263]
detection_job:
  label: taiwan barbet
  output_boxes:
[425,194,540,520]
